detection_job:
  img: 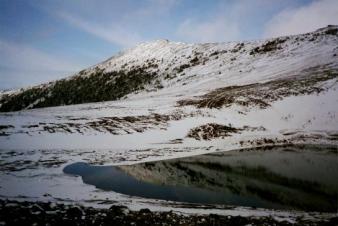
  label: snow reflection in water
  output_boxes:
[64,145,338,212]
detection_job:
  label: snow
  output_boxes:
[0,26,337,217]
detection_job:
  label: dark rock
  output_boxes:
[139,208,152,215]
[66,206,84,217]
[109,205,128,216]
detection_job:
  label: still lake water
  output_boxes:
[64,145,338,212]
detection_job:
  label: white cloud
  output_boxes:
[0,39,83,89]
[55,0,179,48]
[264,0,338,38]
[174,0,284,43]
[0,39,81,72]
[176,16,240,43]
[58,12,143,48]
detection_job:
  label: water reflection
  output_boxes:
[64,145,338,212]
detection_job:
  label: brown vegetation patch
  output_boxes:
[187,123,265,140]
[250,38,287,55]
[325,26,338,35]
[231,43,245,53]
[178,68,337,109]
[0,125,14,136]
[18,111,204,135]
[0,159,67,172]
[187,123,241,140]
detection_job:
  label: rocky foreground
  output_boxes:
[0,200,337,226]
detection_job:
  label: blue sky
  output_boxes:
[0,0,337,90]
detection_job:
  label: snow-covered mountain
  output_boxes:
[0,26,337,217]
[0,24,337,151]
[0,25,337,112]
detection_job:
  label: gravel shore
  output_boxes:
[0,199,337,226]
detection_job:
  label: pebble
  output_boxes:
[0,199,334,226]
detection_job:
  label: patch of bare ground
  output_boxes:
[249,38,288,55]
[239,138,290,147]
[0,159,67,172]
[0,147,207,171]
[2,200,336,226]
[14,110,207,135]
[0,125,14,136]
[327,132,338,140]
[177,68,337,109]
[239,131,338,148]
[187,123,265,140]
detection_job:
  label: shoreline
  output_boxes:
[1,199,337,226]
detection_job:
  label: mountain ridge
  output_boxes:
[0,25,337,112]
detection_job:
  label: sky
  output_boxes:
[0,0,338,90]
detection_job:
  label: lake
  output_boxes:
[63,145,338,212]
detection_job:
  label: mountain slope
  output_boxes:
[0,26,337,214]
[0,25,337,112]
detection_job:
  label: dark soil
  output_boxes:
[1,199,336,226]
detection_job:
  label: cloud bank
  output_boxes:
[0,39,82,89]
[264,0,338,38]
[58,12,143,48]
[176,17,240,43]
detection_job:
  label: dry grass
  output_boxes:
[178,68,337,109]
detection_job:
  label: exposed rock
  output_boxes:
[1,200,335,226]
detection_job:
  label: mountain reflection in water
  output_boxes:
[64,145,338,212]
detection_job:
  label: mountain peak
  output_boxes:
[314,24,338,34]
[0,25,337,112]
[135,39,172,49]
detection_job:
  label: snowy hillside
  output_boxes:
[0,25,337,219]
[0,25,337,111]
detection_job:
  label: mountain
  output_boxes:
[0,26,337,218]
[118,145,338,212]
[0,25,337,112]
[0,25,337,149]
